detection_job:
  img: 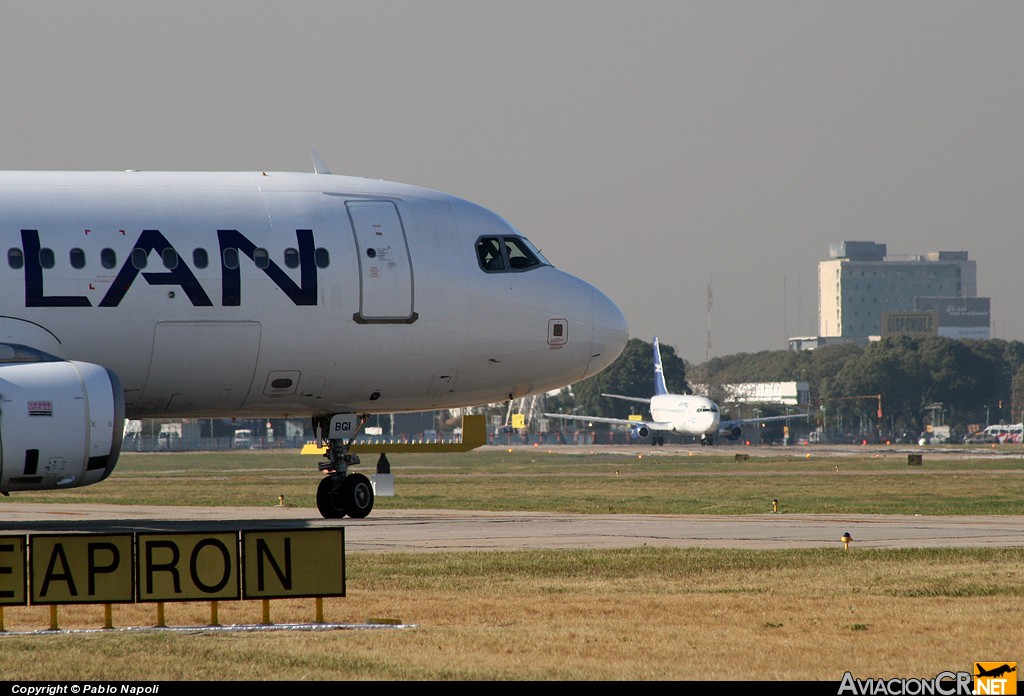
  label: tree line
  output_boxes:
[545,336,1024,440]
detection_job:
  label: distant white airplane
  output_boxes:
[545,337,805,445]
[0,152,628,517]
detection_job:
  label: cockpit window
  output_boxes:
[476,235,549,273]
[476,237,505,271]
[504,237,542,270]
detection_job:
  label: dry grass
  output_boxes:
[1,547,1021,681]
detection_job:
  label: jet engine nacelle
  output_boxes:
[722,425,743,441]
[0,356,124,493]
[630,424,650,439]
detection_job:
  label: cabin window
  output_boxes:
[284,248,299,269]
[193,248,208,269]
[314,247,330,268]
[101,248,117,269]
[253,247,270,269]
[162,248,179,270]
[131,248,148,270]
[39,248,55,269]
[69,248,86,269]
[7,248,23,269]
[223,247,239,270]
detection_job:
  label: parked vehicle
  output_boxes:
[966,423,1022,444]
[233,429,254,448]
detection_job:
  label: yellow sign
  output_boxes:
[138,532,241,602]
[9,530,349,606]
[242,529,345,599]
[512,413,525,429]
[628,414,642,422]
[0,535,27,606]
[29,534,134,605]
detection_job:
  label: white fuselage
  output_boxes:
[0,170,628,418]
[649,393,721,436]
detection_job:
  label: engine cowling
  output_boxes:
[722,425,743,440]
[629,424,650,439]
[0,354,124,492]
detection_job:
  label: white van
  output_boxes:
[979,423,1023,444]
[233,429,254,448]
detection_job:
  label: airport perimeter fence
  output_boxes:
[123,430,812,452]
[122,435,309,452]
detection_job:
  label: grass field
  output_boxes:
[1,444,1022,681]
[11,444,1024,515]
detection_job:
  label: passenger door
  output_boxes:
[345,200,416,323]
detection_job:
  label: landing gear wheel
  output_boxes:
[341,473,374,519]
[316,476,346,519]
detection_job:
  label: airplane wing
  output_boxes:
[542,412,676,432]
[718,412,810,438]
[600,393,652,405]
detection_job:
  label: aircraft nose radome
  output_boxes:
[708,406,721,430]
[582,287,629,379]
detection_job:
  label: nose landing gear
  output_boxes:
[316,470,374,519]
[314,414,375,519]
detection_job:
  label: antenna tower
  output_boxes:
[706,279,713,361]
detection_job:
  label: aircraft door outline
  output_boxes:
[345,200,417,324]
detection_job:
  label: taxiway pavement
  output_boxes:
[2,503,1022,551]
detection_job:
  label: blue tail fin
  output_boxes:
[653,336,668,396]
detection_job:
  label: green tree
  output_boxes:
[1012,365,1024,424]
[964,339,1023,423]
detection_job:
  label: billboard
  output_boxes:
[914,297,990,339]
[882,311,938,337]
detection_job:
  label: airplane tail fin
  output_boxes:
[653,336,668,396]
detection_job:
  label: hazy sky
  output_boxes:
[2,2,1021,363]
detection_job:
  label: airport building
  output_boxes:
[691,381,810,407]
[792,241,990,349]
